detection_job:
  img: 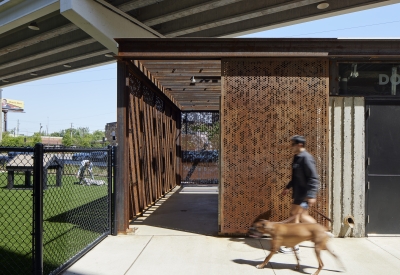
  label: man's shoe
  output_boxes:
[279,245,300,254]
[326,232,334,238]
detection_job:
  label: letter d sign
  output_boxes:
[379,74,389,85]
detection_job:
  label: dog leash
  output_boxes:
[311,208,332,222]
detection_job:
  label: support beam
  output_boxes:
[0,48,109,80]
[143,0,244,26]
[0,0,59,35]
[0,24,79,57]
[0,38,95,71]
[60,0,161,54]
[164,0,322,37]
[115,60,129,234]
[118,0,166,12]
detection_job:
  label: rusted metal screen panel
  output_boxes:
[127,69,181,219]
[181,112,220,185]
[220,58,329,234]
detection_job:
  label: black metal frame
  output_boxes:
[364,98,400,235]
[0,144,115,275]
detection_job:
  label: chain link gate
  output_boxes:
[181,112,220,185]
[0,144,114,275]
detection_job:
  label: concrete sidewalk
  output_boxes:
[64,187,400,275]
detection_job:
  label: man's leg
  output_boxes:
[290,204,303,224]
[300,209,317,223]
[280,203,303,254]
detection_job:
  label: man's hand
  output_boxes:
[281,189,290,196]
[307,198,316,207]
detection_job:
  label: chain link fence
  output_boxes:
[0,145,114,275]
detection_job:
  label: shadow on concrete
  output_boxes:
[232,259,340,274]
[130,186,218,236]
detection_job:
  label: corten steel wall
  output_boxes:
[126,68,181,219]
[181,112,220,185]
[220,58,329,234]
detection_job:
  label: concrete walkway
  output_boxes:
[64,186,400,275]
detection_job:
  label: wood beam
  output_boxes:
[117,38,400,59]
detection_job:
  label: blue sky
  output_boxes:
[3,3,400,135]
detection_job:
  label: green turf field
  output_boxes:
[0,164,109,275]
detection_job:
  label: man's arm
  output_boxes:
[303,155,319,199]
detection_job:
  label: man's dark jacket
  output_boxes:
[285,150,319,201]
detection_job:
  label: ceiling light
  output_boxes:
[63,64,71,68]
[28,22,40,31]
[317,2,329,9]
[2,79,9,83]
[190,76,196,84]
[104,53,113,58]
[30,72,38,76]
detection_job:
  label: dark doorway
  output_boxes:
[366,103,400,234]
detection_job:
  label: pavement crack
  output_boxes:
[367,238,400,261]
[124,236,154,275]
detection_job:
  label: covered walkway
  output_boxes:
[64,186,400,275]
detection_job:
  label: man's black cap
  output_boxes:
[291,135,306,145]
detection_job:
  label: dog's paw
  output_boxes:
[256,264,264,269]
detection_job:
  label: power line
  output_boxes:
[286,19,400,37]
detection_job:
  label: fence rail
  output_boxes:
[0,144,115,275]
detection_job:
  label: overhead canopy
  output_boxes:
[1,0,400,87]
[117,38,400,111]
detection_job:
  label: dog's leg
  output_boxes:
[256,241,278,269]
[326,245,346,272]
[313,246,324,275]
[292,247,300,270]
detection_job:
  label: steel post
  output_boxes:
[33,143,44,275]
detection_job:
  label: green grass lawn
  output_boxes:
[0,164,110,275]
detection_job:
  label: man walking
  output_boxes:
[279,135,319,253]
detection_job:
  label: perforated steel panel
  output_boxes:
[220,58,329,234]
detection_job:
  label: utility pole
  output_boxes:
[70,123,73,139]
[17,119,19,136]
[39,123,42,135]
[46,116,49,136]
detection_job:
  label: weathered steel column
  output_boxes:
[115,60,129,234]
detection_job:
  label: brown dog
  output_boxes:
[249,220,344,275]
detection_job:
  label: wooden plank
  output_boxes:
[128,93,140,216]
[142,98,153,206]
[136,92,147,210]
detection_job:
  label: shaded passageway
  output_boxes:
[130,186,218,236]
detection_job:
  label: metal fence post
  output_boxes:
[112,146,117,236]
[33,143,44,275]
[107,145,113,235]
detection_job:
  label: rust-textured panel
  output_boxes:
[181,112,220,185]
[127,69,181,218]
[220,58,329,234]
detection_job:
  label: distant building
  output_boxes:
[41,136,63,147]
[105,122,117,146]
